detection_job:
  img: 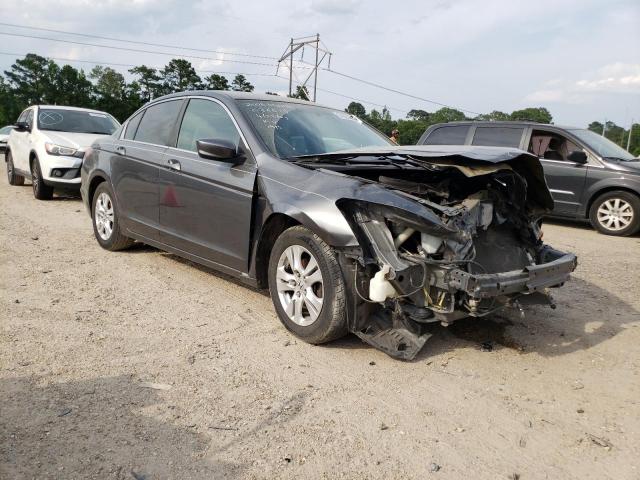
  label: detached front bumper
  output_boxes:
[447,253,578,299]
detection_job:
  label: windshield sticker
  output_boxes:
[39,111,64,126]
[89,113,107,118]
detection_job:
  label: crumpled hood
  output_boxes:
[43,131,111,150]
[298,144,554,212]
[301,144,536,163]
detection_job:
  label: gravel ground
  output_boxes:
[1,176,639,480]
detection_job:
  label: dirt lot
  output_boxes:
[1,177,639,480]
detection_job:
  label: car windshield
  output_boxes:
[37,109,119,135]
[237,100,392,159]
[0,126,13,135]
[568,128,636,161]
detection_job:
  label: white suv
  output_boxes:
[5,105,120,199]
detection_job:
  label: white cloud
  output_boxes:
[310,0,361,15]
[524,63,640,106]
[576,63,640,92]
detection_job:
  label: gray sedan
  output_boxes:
[81,92,577,360]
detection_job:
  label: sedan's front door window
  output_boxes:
[177,99,241,152]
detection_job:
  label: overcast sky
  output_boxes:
[1,0,638,126]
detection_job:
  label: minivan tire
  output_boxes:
[91,182,135,251]
[268,225,348,344]
[30,156,53,200]
[6,151,25,186]
[589,190,640,236]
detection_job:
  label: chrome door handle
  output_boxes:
[115,146,126,156]
[167,158,181,171]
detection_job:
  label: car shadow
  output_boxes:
[0,375,217,478]
[413,276,639,361]
[0,374,310,479]
[123,245,639,362]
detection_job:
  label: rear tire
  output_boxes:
[268,225,348,344]
[589,191,640,236]
[30,156,53,200]
[6,151,25,186]
[91,182,135,251]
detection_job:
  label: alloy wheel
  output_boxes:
[597,198,634,232]
[95,192,115,241]
[275,245,324,326]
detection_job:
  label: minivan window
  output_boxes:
[124,110,144,140]
[134,100,183,146]
[423,125,469,145]
[37,108,118,134]
[472,127,523,148]
[177,99,240,152]
[568,128,635,161]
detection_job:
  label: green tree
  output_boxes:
[128,65,161,102]
[205,74,230,91]
[160,59,202,93]
[288,85,309,100]
[430,107,467,124]
[588,121,604,134]
[407,109,430,122]
[475,110,510,121]
[53,65,93,108]
[4,53,59,106]
[231,74,254,92]
[0,75,21,125]
[90,66,141,121]
[346,101,366,119]
[510,107,552,124]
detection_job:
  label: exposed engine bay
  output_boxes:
[294,148,578,360]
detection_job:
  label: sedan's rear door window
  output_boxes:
[472,127,524,148]
[423,125,469,145]
[124,110,145,140]
[134,100,183,146]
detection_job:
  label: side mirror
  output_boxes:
[15,121,30,132]
[196,139,243,163]
[567,150,588,164]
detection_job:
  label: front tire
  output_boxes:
[268,225,348,344]
[30,156,53,200]
[6,151,25,186]
[91,182,135,251]
[589,191,640,236]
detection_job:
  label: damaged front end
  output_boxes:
[333,152,577,360]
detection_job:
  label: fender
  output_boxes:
[579,175,640,217]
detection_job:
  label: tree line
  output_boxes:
[0,53,637,155]
[0,54,256,125]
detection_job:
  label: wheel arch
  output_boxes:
[586,186,640,218]
[87,173,109,216]
[253,212,301,289]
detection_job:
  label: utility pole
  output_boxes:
[277,34,332,101]
[627,119,634,151]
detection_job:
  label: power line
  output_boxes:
[0,31,279,67]
[274,75,408,115]
[323,68,481,116]
[0,51,278,77]
[0,21,279,60]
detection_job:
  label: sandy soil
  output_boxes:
[1,176,639,480]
